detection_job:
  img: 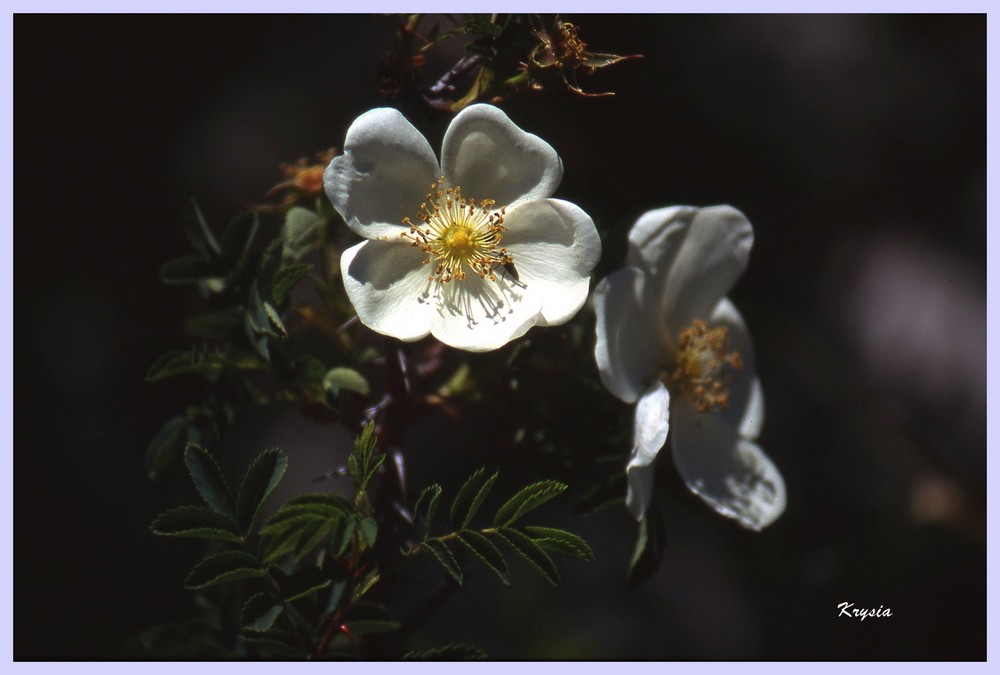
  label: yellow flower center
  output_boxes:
[401,177,514,285]
[668,319,743,413]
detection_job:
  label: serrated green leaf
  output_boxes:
[236,448,288,533]
[450,467,498,530]
[493,480,567,527]
[182,200,221,259]
[184,444,234,517]
[457,530,510,586]
[523,526,595,561]
[424,538,462,585]
[220,210,259,270]
[263,302,287,337]
[413,484,443,542]
[272,263,312,303]
[282,207,323,262]
[280,568,332,603]
[160,255,222,285]
[358,517,377,549]
[146,349,266,383]
[330,514,358,556]
[323,367,370,396]
[351,569,381,603]
[151,506,242,543]
[403,644,488,661]
[256,238,283,296]
[240,593,283,633]
[495,527,559,585]
[145,415,189,480]
[184,550,264,589]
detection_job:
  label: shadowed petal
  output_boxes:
[502,198,601,326]
[325,108,439,241]
[659,206,754,335]
[593,267,663,404]
[340,240,434,341]
[671,401,785,531]
[441,104,563,208]
[709,298,765,439]
[427,272,542,352]
[626,381,671,521]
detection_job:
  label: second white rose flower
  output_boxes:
[324,104,601,352]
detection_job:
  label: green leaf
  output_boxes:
[424,538,462,585]
[358,517,378,549]
[457,530,510,586]
[184,444,234,517]
[523,526,595,561]
[184,551,264,589]
[183,311,240,339]
[145,415,189,480]
[263,302,287,338]
[628,503,666,588]
[413,484,443,542]
[347,421,383,495]
[240,593,283,633]
[280,568,332,603]
[493,480,567,527]
[323,367,370,397]
[282,207,323,261]
[272,263,312,303]
[450,467,498,530]
[236,448,288,533]
[330,514,358,556]
[182,200,221,259]
[495,527,559,585]
[403,644,488,661]
[220,210,259,271]
[160,255,221,285]
[145,349,266,383]
[151,506,242,543]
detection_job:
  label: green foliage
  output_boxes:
[523,525,595,561]
[258,492,351,564]
[348,421,384,501]
[493,480,567,527]
[236,448,288,533]
[183,444,235,518]
[449,466,498,530]
[150,506,242,543]
[184,550,265,589]
[323,366,370,397]
[408,469,590,588]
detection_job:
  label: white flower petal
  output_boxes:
[502,199,601,326]
[325,108,440,241]
[441,104,563,208]
[659,205,755,333]
[593,267,662,404]
[709,298,765,439]
[427,273,543,352]
[671,401,785,530]
[626,205,698,274]
[340,240,433,342]
[626,381,671,521]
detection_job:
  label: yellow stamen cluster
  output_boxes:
[669,319,743,413]
[401,177,511,285]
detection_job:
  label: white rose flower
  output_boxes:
[324,104,601,352]
[593,206,785,530]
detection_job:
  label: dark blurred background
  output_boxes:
[15,14,985,660]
